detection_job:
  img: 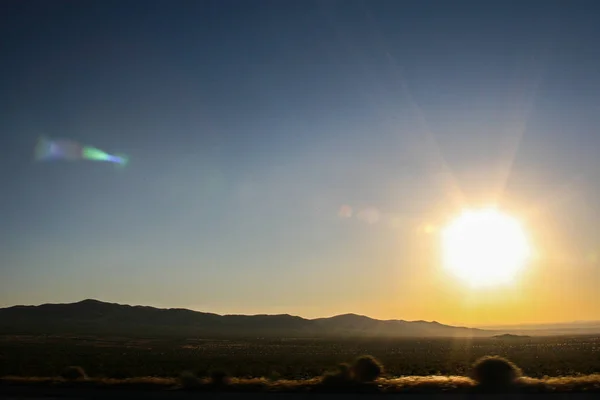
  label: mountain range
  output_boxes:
[0,299,496,338]
[4,300,598,338]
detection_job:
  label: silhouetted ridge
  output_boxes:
[0,299,494,338]
[493,334,532,339]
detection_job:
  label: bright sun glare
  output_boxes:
[442,208,531,287]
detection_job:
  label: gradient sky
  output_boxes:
[1,0,599,326]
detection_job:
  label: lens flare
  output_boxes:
[35,137,129,166]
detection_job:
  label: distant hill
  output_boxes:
[0,299,496,338]
[480,321,600,336]
[492,334,531,339]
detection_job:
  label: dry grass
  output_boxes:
[379,375,475,393]
[2,374,600,393]
[520,375,600,392]
[0,376,176,390]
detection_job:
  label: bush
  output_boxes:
[210,370,229,386]
[179,371,200,389]
[321,363,353,386]
[351,355,383,382]
[60,366,87,380]
[336,363,352,380]
[471,356,522,390]
[268,371,281,381]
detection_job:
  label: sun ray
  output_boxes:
[356,7,467,211]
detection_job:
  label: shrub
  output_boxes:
[351,355,383,382]
[179,371,200,389]
[471,356,522,390]
[60,366,87,380]
[322,363,353,386]
[336,363,352,380]
[210,370,229,386]
[268,371,281,381]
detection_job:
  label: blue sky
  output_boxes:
[1,0,599,325]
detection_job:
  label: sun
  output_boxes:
[441,208,531,287]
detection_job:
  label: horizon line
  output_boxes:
[2,298,599,328]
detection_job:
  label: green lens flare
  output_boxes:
[83,146,111,161]
[82,146,128,166]
[36,139,128,167]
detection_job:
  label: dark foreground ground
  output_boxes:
[1,387,600,400]
[2,334,599,399]
[2,335,599,378]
